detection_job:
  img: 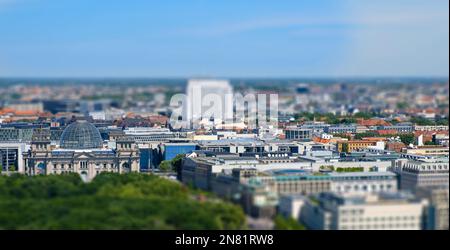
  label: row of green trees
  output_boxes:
[274,215,306,230]
[294,112,367,124]
[354,133,415,145]
[319,166,364,173]
[336,132,415,145]
[157,154,185,185]
[410,116,449,126]
[0,173,246,229]
[158,154,184,173]
[294,111,448,126]
[335,167,364,173]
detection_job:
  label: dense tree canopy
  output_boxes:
[0,173,246,230]
[294,112,363,124]
[410,116,449,126]
[399,134,415,145]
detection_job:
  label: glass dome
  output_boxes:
[60,121,103,149]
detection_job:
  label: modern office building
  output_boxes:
[325,125,357,134]
[278,195,307,220]
[246,171,397,196]
[300,122,330,134]
[415,187,449,230]
[0,125,36,142]
[329,172,398,193]
[182,153,312,190]
[284,127,313,141]
[300,192,428,230]
[138,145,161,172]
[196,139,326,156]
[247,173,332,197]
[339,149,400,162]
[161,142,198,161]
[401,146,449,156]
[181,149,398,192]
[391,158,449,191]
[123,127,178,143]
[198,139,266,154]
[378,124,414,134]
[240,181,278,218]
[415,125,449,132]
[0,142,29,173]
[230,170,399,219]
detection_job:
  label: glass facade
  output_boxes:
[285,128,312,140]
[60,121,103,149]
[0,148,18,171]
[0,128,34,142]
[163,144,197,161]
[139,148,161,172]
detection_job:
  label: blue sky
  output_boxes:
[0,0,448,77]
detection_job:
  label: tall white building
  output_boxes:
[184,79,233,128]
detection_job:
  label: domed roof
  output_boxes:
[60,121,103,149]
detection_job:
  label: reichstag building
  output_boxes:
[23,120,140,181]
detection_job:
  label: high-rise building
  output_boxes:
[184,79,233,128]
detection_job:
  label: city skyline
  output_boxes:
[0,0,449,237]
[0,0,449,78]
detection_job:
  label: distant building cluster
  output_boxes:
[0,78,448,230]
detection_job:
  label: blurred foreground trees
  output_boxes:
[274,215,306,230]
[0,173,246,230]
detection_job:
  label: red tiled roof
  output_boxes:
[14,110,40,116]
[313,137,331,144]
[377,129,398,135]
